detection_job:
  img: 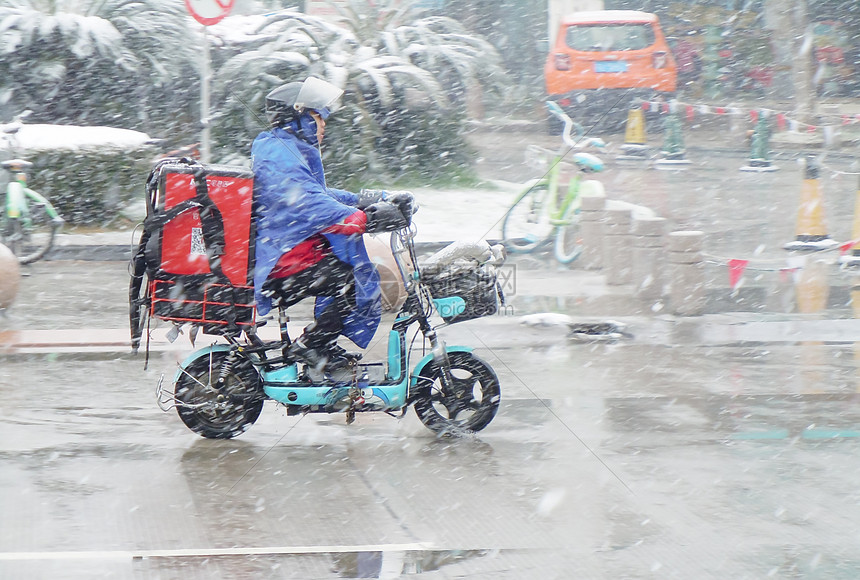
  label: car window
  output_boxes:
[565,23,656,52]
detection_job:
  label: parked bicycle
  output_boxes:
[500,101,605,264]
[1,117,64,264]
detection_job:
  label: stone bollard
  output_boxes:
[603,206,633,285]
[578,189,606,270]
[632,216,667,300]
[0,243,21,310]
[667,231,705,316]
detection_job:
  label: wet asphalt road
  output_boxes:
[4,127,860,578]
[5,261,860,578]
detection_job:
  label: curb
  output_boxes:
[45,244,134,261]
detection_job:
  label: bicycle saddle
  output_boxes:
[572,152,604,173]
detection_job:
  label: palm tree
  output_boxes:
[211,1,506,184]
[332,0,507,114]
[213,8,450,152]
[0,0,199,136]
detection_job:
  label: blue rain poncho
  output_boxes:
[251,123,381,348]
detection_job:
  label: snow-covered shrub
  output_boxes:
[34,149,152,226]
[0,0,199,142]
[0,124,156,226]
[17,147,153,227]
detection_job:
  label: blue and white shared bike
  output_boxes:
[156,225,505,439]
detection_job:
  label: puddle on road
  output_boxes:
[332,549,493,577]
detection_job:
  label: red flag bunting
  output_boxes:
[728,259,749,289]
[662,102,670,113]
[641,101,650,111]
[750,110,759,123]
[777,113,787,131]
[807,124,817,133]
[686,105,694,121]
[715,107,726,115]
[839,241,854,254]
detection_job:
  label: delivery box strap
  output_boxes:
[153,164,236,313]
[143,165,227,259]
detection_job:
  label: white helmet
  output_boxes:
[265,77,343,127]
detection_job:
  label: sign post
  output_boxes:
[185,0,235,163]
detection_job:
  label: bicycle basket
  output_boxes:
[423,264,502,323]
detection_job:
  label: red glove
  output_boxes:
[322,210,367,235]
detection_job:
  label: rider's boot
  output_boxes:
[288,339,350,372]
[288,305,350,371]
[328,343,362,363]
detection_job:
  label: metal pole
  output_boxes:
[792,0,814,119]
[200,26,211,163]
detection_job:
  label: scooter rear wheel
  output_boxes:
[414,352,500,435]
[174,351,263,439]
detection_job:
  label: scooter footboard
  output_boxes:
[263,374,409,411]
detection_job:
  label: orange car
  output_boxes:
[545,10,676,130]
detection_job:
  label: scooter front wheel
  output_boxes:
[174,350,264,439]
[414,352,500,435]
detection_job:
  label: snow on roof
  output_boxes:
[561,10,657,25]
[1,124,154,152]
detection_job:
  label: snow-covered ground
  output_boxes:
[410,183,520,244]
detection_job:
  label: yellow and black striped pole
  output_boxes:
[841,174,860,266]
[784,156,838,251]
[616,107,648,160]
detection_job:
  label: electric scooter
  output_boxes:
[155,224,505,439]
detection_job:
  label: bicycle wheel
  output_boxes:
[554,206,583,264]
[1,218,24,258]
[501,183,554,253]
[10,205,58,264]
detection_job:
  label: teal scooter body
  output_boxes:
[160,226,501,439]
[173,329,475,414]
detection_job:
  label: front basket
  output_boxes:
[423,265,501,323]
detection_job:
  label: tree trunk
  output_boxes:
[791,0,815,120]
